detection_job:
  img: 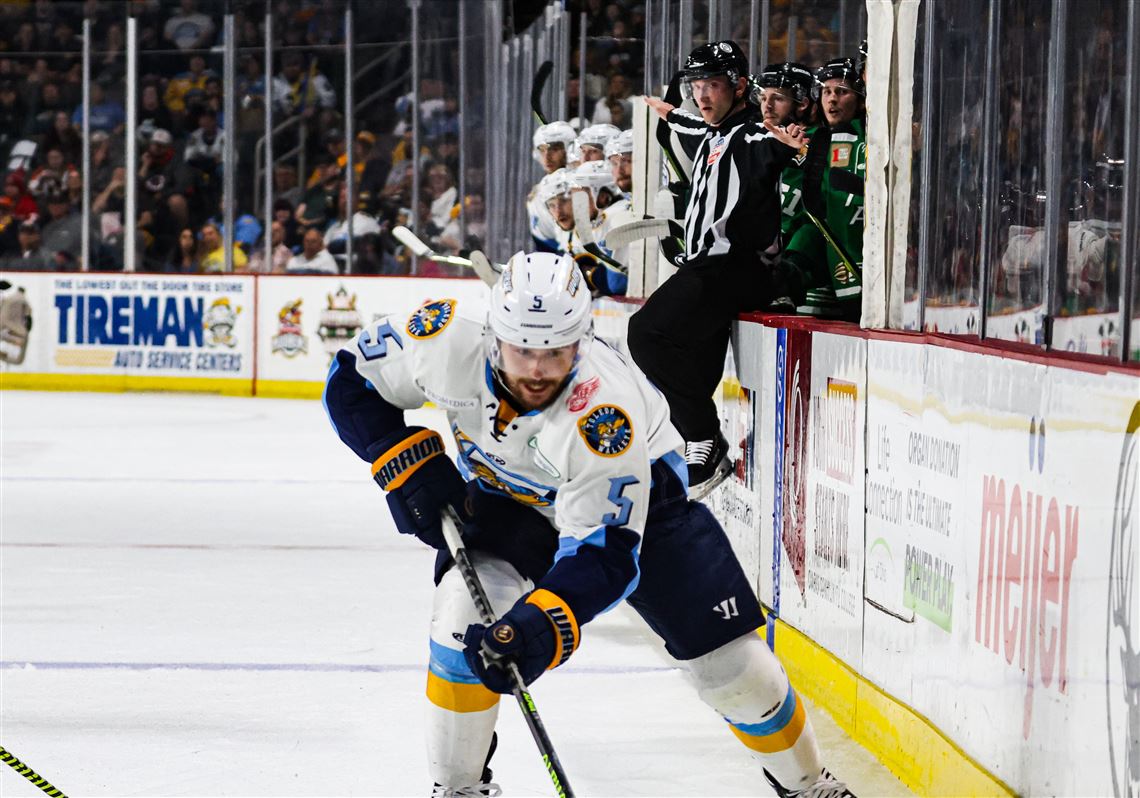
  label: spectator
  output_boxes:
[425,163,457,232]
[198,221,247,273]
[165,226,201,274]
[248,220,292,274]
[2,218,54,271]
[28,146,79,201]
[437,193,486,255]
[40,189,82,265]
[273,163,303,207]
[138,83,175,141]
[591,73,634,127]
[164,54,215,118]
[92,166,127,235]
[87,130,118,196]
[41,110,83,168]
[285,225,338,274]
[71,81,126,136]
[271,197,301,250]
[306,128,347,188]
[3,173,39,222]
[183,109,224,223]
[324,185,381,271]
[295,161,339,229]
[429,131,458,180]
[0,197,19,256]
[140,128,181,187]
[31,82,69,138]
[272,52,336,118]
[0,80,30,154]
[164,0,216,51]
[138,174,181,272]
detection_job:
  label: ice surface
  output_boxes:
[1,391,909,797]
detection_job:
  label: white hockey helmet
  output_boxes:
[566,139,583,169]
[488,251,593,349]
[604,129,634,160]
[571,160,620,199]
[576,123,620,155]
[532,121,577,163]
[536,168,578,206]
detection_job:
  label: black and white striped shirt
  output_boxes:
[667,106,797,262]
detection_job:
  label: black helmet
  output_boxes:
[681,40,749,92]
[755,62,814,104]
[815,57,866,98]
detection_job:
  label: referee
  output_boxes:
[629,40,807,496]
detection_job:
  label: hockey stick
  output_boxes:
[799,129,859,280]
[530,60,554,126]
[468,250,501,287]
[603,217,684,250]
[0,745,68,798]
[570,191,627,274]
[653,71,690,264]
[392,226,499,286]
[440,508,575,798]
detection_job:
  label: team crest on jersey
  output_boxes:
[566,376,600,412]
[407,299,456,339]
[577,404,633,457]
[203,297,241,348]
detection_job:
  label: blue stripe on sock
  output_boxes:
[428,640,481,684]
[729,684,796,736]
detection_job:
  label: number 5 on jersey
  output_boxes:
[602,475,639,526]
[358,321,403,361]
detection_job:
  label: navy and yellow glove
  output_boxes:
[372,426,467,549]
[462,590,579,694]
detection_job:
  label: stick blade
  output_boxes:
[392,225,433,257]
[469,251,501,287]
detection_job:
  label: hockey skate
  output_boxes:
[685,433,733,501]
[431,733,502,797]
[763,767,856,798]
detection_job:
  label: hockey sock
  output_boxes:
[686,633,823,792]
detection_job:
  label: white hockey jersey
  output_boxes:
[526,188,565,253]
[346,298,685,547]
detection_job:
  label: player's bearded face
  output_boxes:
[760,88,795,125]
[498,341,579,410]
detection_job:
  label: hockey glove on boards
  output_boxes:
[372,426,467,549]
[462,589,579,694]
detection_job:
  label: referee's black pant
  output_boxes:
[627,252,774,444]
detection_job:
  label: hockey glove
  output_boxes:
[372,427,467,549]
[462,590,579,694]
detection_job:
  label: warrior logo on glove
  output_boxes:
[492,626,515,644]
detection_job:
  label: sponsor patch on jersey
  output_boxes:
[406,299,456,339]
[577,404,633,457]
[567,376,600,412]
[707,135,727,166]
[830,143,852,167]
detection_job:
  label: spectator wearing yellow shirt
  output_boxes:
[198,222,248,273]
[164,55,215,116]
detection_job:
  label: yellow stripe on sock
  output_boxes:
[728,693,807,754]
[425,671,500,713]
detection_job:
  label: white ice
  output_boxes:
[1,391,909,797]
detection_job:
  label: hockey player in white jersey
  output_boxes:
[538,162,630,296]
[575,122,620,162]
[605,128,634,203]
[528,121,577,253]
[324,252,855,797]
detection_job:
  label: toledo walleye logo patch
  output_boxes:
[407,299,456,339]
[577,404,633,457]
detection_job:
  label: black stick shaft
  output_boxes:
[441,510,575,797]
[0,746,68,798]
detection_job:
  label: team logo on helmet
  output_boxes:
[577,404,633,457]
[407,299,456,339]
